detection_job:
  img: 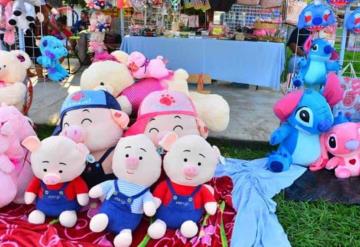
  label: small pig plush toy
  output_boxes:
[22,136,90,228]
[147,134,220,239]
[89,134,161,247]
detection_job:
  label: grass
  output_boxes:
[37,126,360,246]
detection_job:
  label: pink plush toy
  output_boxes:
[125,90,209,146]
[0,0,15,45]
[127,51,170,80]
[310,122,360,178]
[0,104,36,208]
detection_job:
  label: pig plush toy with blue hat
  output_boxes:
[54,90,130,188]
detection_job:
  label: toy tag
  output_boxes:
[87,154,96,163]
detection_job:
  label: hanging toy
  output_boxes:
[346,7,360,34]
[169,0,180,11]
[130,0,146,12]
[37,36,69,82]
[0,0,15,45]
[298,1,336,32]
[326,0,355,8]
[85,0,110,10]
[8,0,39,31]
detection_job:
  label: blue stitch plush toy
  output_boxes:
[292,38,340,90]
[37,36,68,82]
[298,2,336,32]
[267,73,344,173]
[346,7,360,34]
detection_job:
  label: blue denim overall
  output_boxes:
[36,182,80,217]
[99,180,149,233]
[156,180,203,229]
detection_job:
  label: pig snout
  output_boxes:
[43,173,61,185]
[183,164,199,179]
[125,157,139,170]
[62,126,85,143]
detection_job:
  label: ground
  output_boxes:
[37,125,360,247]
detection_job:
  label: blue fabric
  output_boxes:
[36,182,80,217]
[156,180,204,229]
[120,36,285,90]
[100,179,154,214]
[100,180,148,233]
[215,158,306,247]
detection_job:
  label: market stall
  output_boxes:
[121,36,285,89]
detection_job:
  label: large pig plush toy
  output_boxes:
[22,136,90,227]
[148,134,220,239]
[125,90,209,148]
[54,90,129,187]
[0,104,36,208]
[89,134,161,247]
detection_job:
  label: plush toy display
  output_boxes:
[0,50,31,110]
[80,50,230,132]
[89,134,162,247]
[0,104,36,208]
[292,38,340,89]
[54,90,130,188]
[22,136,90,227]
[37,35,69,82]
[267,73,343,173]
[346,7,360,34]
[88,11,111,54]
[298,2,336,32]
[310,121,360,178]
[147,134,220,239]
[125,90,209,146]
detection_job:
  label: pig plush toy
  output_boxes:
[89,134,161,247]
[147,134,220,239]
[54,90,129,188]
[125,90,209,149]
[22,136,90,228]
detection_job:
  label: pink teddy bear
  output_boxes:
[127,51,170,80]
[310,122,360,179]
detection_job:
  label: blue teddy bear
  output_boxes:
[346,7,360,34]
[37,36,69,82]
[292,38,340,90]
[267,85,337,173]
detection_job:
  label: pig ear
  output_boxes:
[159,132,178,151]
[111,110,130,129]
[76,143,90,157]
[22,136,41,152]
[196,118,209,138]
[304,37,312,53]
[212,145,221,158]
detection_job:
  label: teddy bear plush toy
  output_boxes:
[54,90,130,188]
[0,104,36,208]
[22,135,90,228]
[147,134,220,239]
[37,35,69,82]
[89,134,162,247]
[0,50,31,110]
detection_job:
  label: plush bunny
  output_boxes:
[55,90,130,188]
[89,134,162,247]
[148,134,220,239]
[22,136,90,228]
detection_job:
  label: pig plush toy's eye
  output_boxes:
[125,154,129,158]
[81,118,93,125]
[43,168,47,172]
[63,122,70,127]
[59,170,63,173]
[139,156,143,160]
[149,128,159,133]
[184,158,188,162]
[197,162,202,166]
[173,125,184,131]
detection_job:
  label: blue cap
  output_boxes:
[53,90,121,135]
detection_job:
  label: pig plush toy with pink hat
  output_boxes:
[22,136,90,228]
[89,134,162,247]
[147,134,220,239]
[53,90,129,188]
[125,90,208,149]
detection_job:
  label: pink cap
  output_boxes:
[125,90,198,136]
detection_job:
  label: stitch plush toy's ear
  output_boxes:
[10,50,32,69]
[323,72,344,107]
[111,110,130,129]
[22,136,41,152]
[303,36,313,54]
[159,132,178,151]
[273,90,304,122]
